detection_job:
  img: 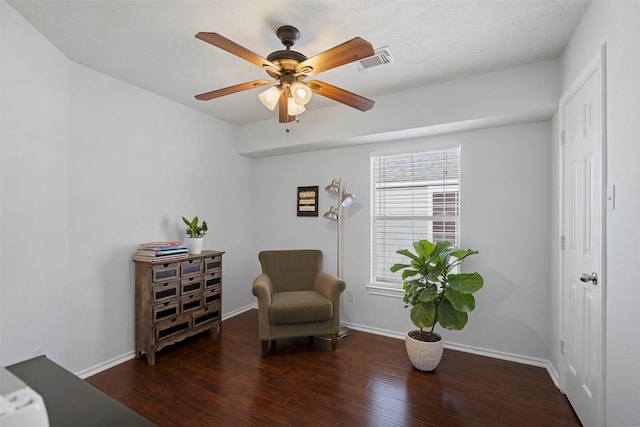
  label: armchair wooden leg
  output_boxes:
[261,340,269,358]
[330,333,338,351]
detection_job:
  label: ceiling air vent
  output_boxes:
[356,46,394,71]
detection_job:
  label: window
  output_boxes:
[370,146,460,294]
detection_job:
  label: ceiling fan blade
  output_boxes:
[278,92,296,123]
[196,32,279,72]
[296,37,374,76]
[308,80,375,112]
[195,79,271,101]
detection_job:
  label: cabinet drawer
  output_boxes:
[152,300,179,323]
[203,286,221,306]
[180,294,202,313]
[156,315,191,341]
[192,302,220,327]
[152,262,179,282]
[203,271,222,289]
[152,281,179,303]
[205,255,223,272]
[180,258,203,277]
[181,276,202,295]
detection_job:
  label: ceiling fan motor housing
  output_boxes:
[276,25,300,48]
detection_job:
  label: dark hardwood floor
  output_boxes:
[87,309,581,426]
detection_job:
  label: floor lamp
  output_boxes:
[323,178,358,278]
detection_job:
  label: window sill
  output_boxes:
[366,282,404,298]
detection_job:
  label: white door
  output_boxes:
[560,50,605,427]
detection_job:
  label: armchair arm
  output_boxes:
[252,273,273,307]
[314,272,346,301]
[252,273,274,342]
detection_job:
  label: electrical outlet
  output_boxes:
[347,291,354,302]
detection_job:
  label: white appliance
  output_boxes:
[0,367,49,427]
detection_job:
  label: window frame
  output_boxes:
[367,144,461,297]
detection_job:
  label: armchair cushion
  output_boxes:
[270,291,333,324]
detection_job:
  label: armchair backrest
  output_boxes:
[258,250,322,292]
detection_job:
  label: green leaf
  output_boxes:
[438,299,468,330]
[448,273,484,294]
[410,302,436,329]
[424,264,445,282]
[417,283,439,303]
[414,240,436,258]
[401,270,419,280]
[445,288,475,312]
[390,263,410,273]
[396,248,419,263]
[451,248,478,261]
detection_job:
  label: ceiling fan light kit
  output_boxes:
[195,25,375,123]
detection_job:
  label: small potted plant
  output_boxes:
[390,239,484,371]
[182,216,208,254]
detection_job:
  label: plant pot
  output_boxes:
[186,237,204,255]
[405,331,444,372]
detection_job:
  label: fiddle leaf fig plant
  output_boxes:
[182,216,208,238]
[390,240,484,337]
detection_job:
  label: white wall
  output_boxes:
[251,122,553,362]
[238,60,560,158]
[1,1,255,373]
[558,2,640,426]
[1,0,71,367]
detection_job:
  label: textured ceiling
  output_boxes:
[8,0,589,126]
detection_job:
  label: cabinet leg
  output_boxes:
[146,353,155,365]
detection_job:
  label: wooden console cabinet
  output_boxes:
[133,250,224,365]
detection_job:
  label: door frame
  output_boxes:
[557,44,607,427]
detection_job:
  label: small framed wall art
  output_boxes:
[297,186,319,217]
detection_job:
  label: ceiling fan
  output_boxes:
[194,25,376,123]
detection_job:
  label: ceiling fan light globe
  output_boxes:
[291,82,312,106]
[258,86,281,110]
[287,97,306,115]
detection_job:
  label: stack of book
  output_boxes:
[133,241,189,262]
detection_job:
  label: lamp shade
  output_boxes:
[258,86,281,110]
[324,179,340,194]
[291,82,312,106]
[341,189,358,207]
[323,206,338,221]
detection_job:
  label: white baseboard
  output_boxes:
[76,351,136,379]
[545,361,561,389]
[221,304,254,320]
[342,320,561,388]
[76,305,256,378]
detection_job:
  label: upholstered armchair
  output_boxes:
[251,250,346,358]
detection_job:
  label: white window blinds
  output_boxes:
[371,147,461,286]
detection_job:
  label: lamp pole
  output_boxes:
[336,178,343,278]
[324,177,357,278]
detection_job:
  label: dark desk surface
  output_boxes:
[7,356,156,427]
